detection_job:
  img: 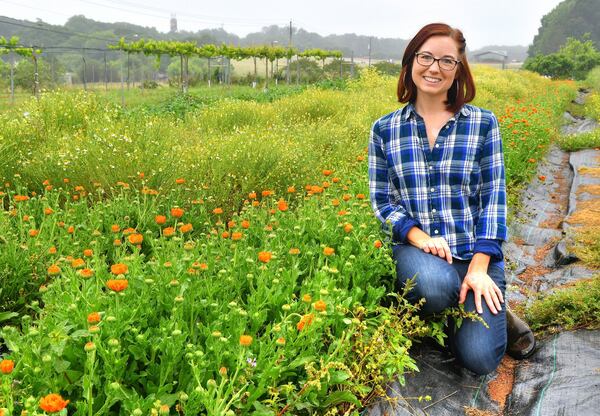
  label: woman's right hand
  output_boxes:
[418,237,453,264]
[406,227,453,264]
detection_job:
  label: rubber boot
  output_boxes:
[506,309,536,360]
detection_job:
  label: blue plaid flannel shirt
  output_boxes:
[368,103,507,261]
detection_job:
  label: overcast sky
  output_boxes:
[1,0,565,49]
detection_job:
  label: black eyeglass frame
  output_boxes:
[414,52,461,71]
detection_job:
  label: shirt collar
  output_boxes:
[402,102,471,121]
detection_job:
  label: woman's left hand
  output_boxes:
[459,271,504,315]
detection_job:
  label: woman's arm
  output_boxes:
[368,119,421,242]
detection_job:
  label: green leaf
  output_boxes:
[323,390,361,407]
[329,370,351,384]
[0,312,18,322]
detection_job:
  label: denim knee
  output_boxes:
[454,344,505,375]
[392,244,461,314]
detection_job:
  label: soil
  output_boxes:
[517,265,552,290]
[487,356,517,410]
[576,184,600,196]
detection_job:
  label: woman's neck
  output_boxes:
[414,95,450,117]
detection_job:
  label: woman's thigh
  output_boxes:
[391,244,461,314]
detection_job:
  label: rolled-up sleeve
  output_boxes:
[475,113,508,244]
[368,120,420,242]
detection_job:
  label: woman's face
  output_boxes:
[411,35,460,102]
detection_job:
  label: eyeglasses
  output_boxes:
[415,52,461,71]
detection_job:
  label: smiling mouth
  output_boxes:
[423,76,441,83]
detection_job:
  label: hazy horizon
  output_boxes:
[0,0,565,49]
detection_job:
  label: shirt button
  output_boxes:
[432,209,437,213]
[445,125,449,129]
[435,144,440,148]
[430,188,435,192]
[429,165,433,170]
[434,229,439,234]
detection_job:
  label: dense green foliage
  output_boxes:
[0,68,579,414]
[529,0,600,56]
[526,275,600,334]
[524,36,600,80]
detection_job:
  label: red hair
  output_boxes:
[397,23,475,113]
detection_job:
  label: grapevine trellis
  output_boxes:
[0,36,42,101]
[108,38,343,92]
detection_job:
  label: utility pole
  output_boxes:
[368,37,372,67]
[287,19,292,84]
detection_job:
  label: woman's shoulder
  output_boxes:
[461,104,498,124]
[372,105,410,132]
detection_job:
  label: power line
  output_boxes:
[0,16,118,43]
[79,0,285,28]
[96,0,287,25]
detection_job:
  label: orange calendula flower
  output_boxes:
[39,393,69,413]
[48,246,57,254]
[287,186,296,193]
[44,207,54,215]
[258,251,272,263]
[332,177,340,183]
[113,239,122,247]
[179,223,193,233]
[175,178,185,184]
[227,220,236,229]
[261,190,273,197]
[163,227,175,237]
[374,240,383,249]
[252,200,260,207]
[302,294,312,303]
[71,258,85,269]
[356,155,365,161]
[29,229,39,237]
[122,227,136,236]
[314,300,327,312]
[289,247,300,255]
[213,207,223,215]
[67,226,75,234]
[47,264,61,276]
[83,249,93,257]
[331,199,340,207]
[155,215,167,225]
[356,193,366,200]
[322,169,332,176]
[241,220,250,229]
[231,232,243,241]
[128,233,143,245]
[199,263,208,270]
[323,247,335,256]
[87,312,101,324]
[111,224,120,233]
[13,195,29,202]
[248,192,257,199]
[342,194,351,201]
[343,223,353,233]
[277,199,288,212]
[106,279,128,292]
[110,263,128,275]
[239,335,253,346]
[79,268,94,278]
[170,207,184,218]
[221,231,230,239]
[276,337,286,346]
[0,359,14,374]
[297,313,314,331]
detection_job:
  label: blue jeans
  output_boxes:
[392,244,507,375]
